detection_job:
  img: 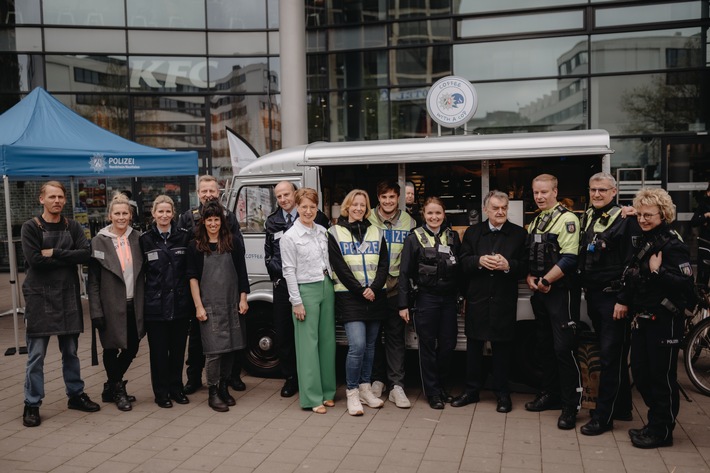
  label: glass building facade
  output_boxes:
[0,0,708,236]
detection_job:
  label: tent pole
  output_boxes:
[3,175,21,356]
[70,176,77,218]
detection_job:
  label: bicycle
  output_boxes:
[682,285,710,396]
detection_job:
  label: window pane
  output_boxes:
[596,1,703,28]
[129,57,211,92]
[591,28,703,74]
[45,28,126,54]
[133,95,206,149]
[390,87,432,138]
[467,79,588,133]
[51,93,130,138]
[210,58,278,93]
[459,10,583,38]
[0,53,43,94]
[5,0,42,25]
[390,19,451,46]
[127,0,205,28]
[393,46,452,86]
[3,27,43,52]
[47,55,128,93]
[43,0,125,27]
[268,0,279,28]
[329,24,387,51]
[455,36,587,81]
[331,50,389,88]
[456,0,583,14]
[208,32,268,55]
[206,0,266,29]
[128,31,205,55]
[388,0,452,20]
[236,185,276,233]
[592,71,709,135]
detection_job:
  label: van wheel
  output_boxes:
[243,304,281,378]
[512,320,543,389]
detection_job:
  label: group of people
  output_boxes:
[21,176,249,428]
[20,173,700,452]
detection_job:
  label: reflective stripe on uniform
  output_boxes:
[329,225,383,292]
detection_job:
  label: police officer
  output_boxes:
[618,188,694,449]
[178,175,244,394]
[368,180,415,408]
[398,197,460,410]
[265,180,329,397]
[524,174,582,430]
[578,172,640,436]
[691,183,710,288]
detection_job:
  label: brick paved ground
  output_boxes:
[1,273,710,472]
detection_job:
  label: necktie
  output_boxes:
[161,232,168,242]
[286,213,293,228]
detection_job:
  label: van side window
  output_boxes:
[235,185,277,234]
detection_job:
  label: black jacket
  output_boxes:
[691,195,710,246]
[178,203,243,243]
[139,222,192,321]
[618,223,694,316]
[328,217,388,323]
[186,235,250,295]
[264,208,330,282]
[459,220,527,341]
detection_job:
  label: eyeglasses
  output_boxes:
[588,187,613,194]
[637,212,661,220]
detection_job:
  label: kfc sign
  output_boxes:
[130,59,217,90]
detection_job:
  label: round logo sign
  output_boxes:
[426,76,478,128]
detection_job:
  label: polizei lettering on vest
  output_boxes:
[338,241,381,256]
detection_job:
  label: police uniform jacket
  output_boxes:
[527,203,580,286]
[368,207,415,296]
[139,222,192,322]
[459,220,527,341]
[398,224,462,310]
[691,195,710,245]
[328,216,389,323]
[579,203,641,291]
[617,223,694,317]
[178,203,243,243]
[264,207,329,282]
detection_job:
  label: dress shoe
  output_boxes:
[451,391,480,408]
[440,390,454,404]
[525,392,562,412]
[184,379,202,395]
[496,394,512,413]
[628,427,646,439]
[557,408,577,430]
[170,391,190,404]
[580,418,613,436]
[155,398,173,408]
[67,393,101,412]
[631,430,673,449]
[428,395,445,410]
[228,376,246,392]
[22,405,40,427]
[281,378,298,398]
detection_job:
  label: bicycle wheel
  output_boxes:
[685,316,710,396]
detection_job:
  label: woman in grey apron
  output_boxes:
[187,201,249,412]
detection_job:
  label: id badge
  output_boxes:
[438,244,451,254]
[147,251,159,261]
[274,230,283,240]
[358,241,370,254]
[534,234,542,243]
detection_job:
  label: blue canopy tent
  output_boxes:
[0,87,198,354]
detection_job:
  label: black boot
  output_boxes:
[122,380,136,402]
[101,382,113,402]
[112,381,132,411]
[208,386,229,412]
[218,380,236,406]
[228,375,246,391]
[23,405,41,427]
[184,376,203,395]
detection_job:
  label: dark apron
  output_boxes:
[23,227,82,337]
[198,251,246,354]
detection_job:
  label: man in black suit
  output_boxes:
[453,190,527,412]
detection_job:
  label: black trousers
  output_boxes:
[185,315,204,381]
[273,280,298,380]
[631,313,682,439]
[146,318,189,401]
[698,241,710,287]
[371,295,407,389]
[531,287,582,410]
[585,287,632,423]
[464,339,512,396]
[412,292,458,397]
[103,302,140,384]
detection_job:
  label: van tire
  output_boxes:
[243,303,282,378]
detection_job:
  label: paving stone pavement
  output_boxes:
[1,273,710,472]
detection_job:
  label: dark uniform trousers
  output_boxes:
[372,294,407,389]
[146,318,189,399]
[585,288,632,422]
[273,280,298,380]
[631,313,682,438]
[413,292,458,397]
[465,339,513,395]
[531,286,582,409]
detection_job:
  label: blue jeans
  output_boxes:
[344,320,381,390]
[25,334,85,407]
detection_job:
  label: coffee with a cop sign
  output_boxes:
[426,76,478,128]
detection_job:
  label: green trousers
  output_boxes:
[293,277,336,409]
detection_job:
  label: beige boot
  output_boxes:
[359,383,385,408]
[346,388,364,416]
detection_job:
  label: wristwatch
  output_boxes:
[540,277,551,287]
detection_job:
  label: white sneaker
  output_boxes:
[359,383,384,408]
[346,388,364,416]
[371,380,385,398]
[388,385,411,409]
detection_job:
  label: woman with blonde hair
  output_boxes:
[328,189,389,416]
[617,188,694,448]
[139,195,192,408]
[89,194,145,411]
[281,188,336,413]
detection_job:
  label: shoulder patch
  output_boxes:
[679,262,693,277]
[566,221,576,234]
[631,235,642,248]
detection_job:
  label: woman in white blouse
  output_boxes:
[280,188,336,414]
